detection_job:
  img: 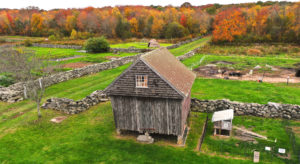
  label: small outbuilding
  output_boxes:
[105,47,196,144]
[148,39,160,48]
[212,109,234,136]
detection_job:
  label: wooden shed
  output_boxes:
[212,109,234,136]
[105,47,196,144]
[148,39,160,48]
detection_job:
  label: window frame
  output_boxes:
[135,75,148,88]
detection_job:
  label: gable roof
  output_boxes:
[140,47,196,97]
[212,109,234,122]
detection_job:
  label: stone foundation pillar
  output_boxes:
[177,135,183,145]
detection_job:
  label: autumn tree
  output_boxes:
[212,8,247,42]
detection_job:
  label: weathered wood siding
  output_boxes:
[106,60,182,99]
[111,96,182,136]
[181,92,191,133]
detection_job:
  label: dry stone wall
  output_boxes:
[0,54,141,103]
[32,43,152,53]
[191,99,300,120]
[0,36,206,103]
[32,36,205,53]
[42,90,109,114]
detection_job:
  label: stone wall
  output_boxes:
[32,36,204,53]
[191,99,300,120]
[0,36,206,103]
[42,90,109,114]
[0,54,142,103]
[32,43,82,49]
[166,36,203,49]
[32,43,152,53]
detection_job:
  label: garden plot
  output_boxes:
[193,64,300,83]
[183,54,300,83]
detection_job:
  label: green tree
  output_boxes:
[84,37,110,53]
[115,17,131,39]
[165,22,187,39]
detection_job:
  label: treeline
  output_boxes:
[1,1,299,43]
[0,5,212,39]
[213,2,300,43]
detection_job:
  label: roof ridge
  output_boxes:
[141,47,167,58]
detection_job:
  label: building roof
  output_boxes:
[212,109,234,122]
[140,47,196,97]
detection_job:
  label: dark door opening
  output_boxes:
[296,69,300,77]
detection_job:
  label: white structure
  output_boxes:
[212,109,234,136]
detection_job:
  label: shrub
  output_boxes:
[247,49,262,55]
[24,39,33,47]
[48,35,57,41]
[84,37,110,53]
[70,29,78,40]
[0,75,14,87]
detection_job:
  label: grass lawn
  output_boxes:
[0,61,299,163]
[29,47,137,61]
[110,42,172,49]
[182,54,300,70]
[170,37,211,56]
[192,78,300,105]
[199,113,298,163]
[198,44,300,59]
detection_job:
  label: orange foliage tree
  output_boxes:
[212,8,247,42]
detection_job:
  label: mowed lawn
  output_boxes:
[170,37,210,56]
[0,41,299,163]
[28,47,137,63]
[182,53,300,70]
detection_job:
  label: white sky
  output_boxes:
[1,0,299,10]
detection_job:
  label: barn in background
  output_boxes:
[105,47,196,144]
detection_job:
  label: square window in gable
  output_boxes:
[136,75,148,88]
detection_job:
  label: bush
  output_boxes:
[84,37,110,53]
[0,75,14,87]
[48,35,57,41]
[24,39,33,47]
[70,29,78,40]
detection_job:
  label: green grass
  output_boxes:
[0,64,252,163]
[170,37,211,56]
[198,44,300,59]
[0,60,299,163]
[111,42,172,49]
[1,39,299,163]
[186,112,207,151]
[182,54,300,70]
[29,47,137,61]
[0,102,253,164]
[192,78,300,105]
[200,114,297,163]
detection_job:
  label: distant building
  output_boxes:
[148,39,160,48]
[212,109,234,136]
[105,47,196,144]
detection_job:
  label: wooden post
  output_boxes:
[287,76,290,85]
[253,151,260,163]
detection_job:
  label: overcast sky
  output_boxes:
[1,0,299,10]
